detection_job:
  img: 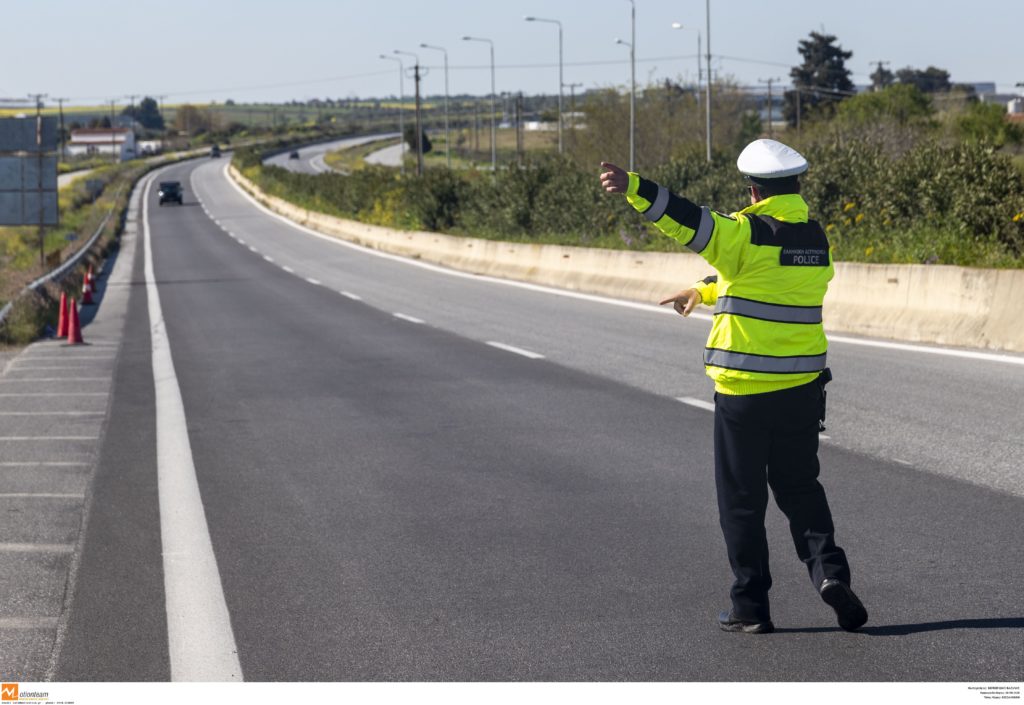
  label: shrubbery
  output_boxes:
[236,131,1024,267]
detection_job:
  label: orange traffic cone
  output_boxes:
[65,298,84,345]
[81,272,95,305]
[57,291,69,338]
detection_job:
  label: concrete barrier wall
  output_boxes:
[230,166,1024,353]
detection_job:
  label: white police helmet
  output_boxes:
[736,139,808,179]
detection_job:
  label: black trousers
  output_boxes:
[713,379,851,622]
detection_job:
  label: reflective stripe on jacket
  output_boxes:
[625,173,833,396]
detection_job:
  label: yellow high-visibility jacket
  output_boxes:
[625,172,833,396]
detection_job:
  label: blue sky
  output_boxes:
[4,0,1022,106]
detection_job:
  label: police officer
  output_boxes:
[600,139,867,634]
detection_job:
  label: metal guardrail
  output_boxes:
[0,187,121,329]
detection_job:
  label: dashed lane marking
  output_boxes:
[340,291,362,300]
[676,396,715,412]
[393,313,425,324]
[305,278,322,286]
[486,341,545,359]
[282,266,295,274]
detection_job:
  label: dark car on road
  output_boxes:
[210,145,222,158]
[158,181,183,206]
[289,150,300,159]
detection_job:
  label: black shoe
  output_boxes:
[819,579,868,632]
[718,611,775,634]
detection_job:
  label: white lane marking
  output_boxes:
[263,255,275,263]
[281,266,295,274]
[236,238,246,245]
[826,333,1024,366]
[0,543,73,553]
[143,173,244,682]
[393,313,425,324]
[486,341,545,359]
[0,493,84,499]
[0,436,99,440]
[676,396,715,412]
[0,617,60,629]
[0,462,90,467]
[894,459,913,466]
[248,246,258,253]
[305,277,322,286]
[224,163,1024,368]
[340,291,362,300]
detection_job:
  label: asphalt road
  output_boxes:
[16,157,1024,681]
[264,134,399,174]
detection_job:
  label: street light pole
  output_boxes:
[615,35,635,171]
[671,22,705,155]
[394,49,424,176]
[524,16,563,154]
[421,43,451,169]
[462,36,496,172]
[379,54,406,175]
[705,0,712,163]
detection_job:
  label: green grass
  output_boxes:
[323,138,401,172]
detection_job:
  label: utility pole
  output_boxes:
[869,61,890,91]
[28,93,48,269]
[515,92,524,164]
[108,99,117,163]
[53,97,68,163]
[394,50,424,176]
[758,78,780,137]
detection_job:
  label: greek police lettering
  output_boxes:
[780,247,828,266]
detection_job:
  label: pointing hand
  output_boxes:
[659,288,702,317]
[599,162,629,193]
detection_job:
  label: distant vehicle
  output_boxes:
[289,151,300,159]
[158,181,183,206]
[210,145,222,158]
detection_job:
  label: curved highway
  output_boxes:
[265,133,400,174]
[2,156,1021,682]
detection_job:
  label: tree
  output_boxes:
[870,65,895,91]
[896,66,951,93]
[403,125,432,154]
[783,31,854,126]
[837,84,933,126]
[956,102,1023,147]
[122,96,164,130]
[174,104,217,136]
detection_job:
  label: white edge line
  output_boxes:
[305,277,322,286]
[486,341,545,359]
[144,170,243,681]
[222,163,1024,368]
[281,265,295,274]
[0,493,85,499]
[393,313,425,324]
[263,255,275,263]
[339,291,361,301]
